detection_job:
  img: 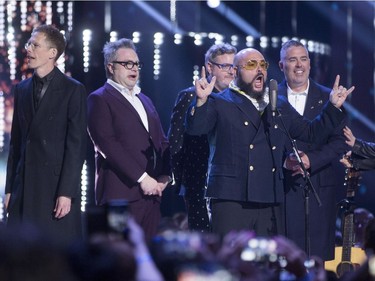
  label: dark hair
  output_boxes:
[102,38,137,78]
[32,25,66,61]
[204,43,237,64]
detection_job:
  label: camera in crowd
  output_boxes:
[241,237,287,268]
[84,200,130,238]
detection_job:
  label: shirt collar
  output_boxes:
[33,67,56,83]
[287,80,309,96]
[107,79,141,96]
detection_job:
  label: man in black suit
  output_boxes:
[278,39,348,260]
[5,25,87,245]
[168,43,236,231]
[187,47,353,237]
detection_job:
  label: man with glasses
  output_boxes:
[186,47,354,237]
[87,38,171,241]
[168,43,236,232]
[279,40,348,261]
[5,25,87,246]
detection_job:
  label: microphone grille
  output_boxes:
[269,79,278,92]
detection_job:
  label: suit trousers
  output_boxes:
[129,196,161,242]
[210,199,283,237]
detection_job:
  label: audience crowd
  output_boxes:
[1,211,375,281]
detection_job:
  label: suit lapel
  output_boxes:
[279,79,324,119]
[105,83,150,132]
[226,89,261,129]
[29,69,66,130]
[303,80,325,119]
[19,79,35,135]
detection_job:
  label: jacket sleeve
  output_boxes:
[351,139,375,170]
[306,118,349,174]
[5,85,22,194]
[168,89,197,187]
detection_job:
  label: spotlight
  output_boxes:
[207,0,221,9]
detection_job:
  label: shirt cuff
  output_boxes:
[137,172,148,183]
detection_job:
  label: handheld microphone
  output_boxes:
[269,79,278,114]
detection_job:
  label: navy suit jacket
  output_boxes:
[279,79,348,260]
[186,87,346,204]
[87,82,170,205]
[279,79,348,188]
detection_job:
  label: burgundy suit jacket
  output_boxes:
[87,82,170,204]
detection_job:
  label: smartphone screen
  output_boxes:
[106,200,129,234]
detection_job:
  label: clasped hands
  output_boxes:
[284,150,310,177]
[140,174,170,196]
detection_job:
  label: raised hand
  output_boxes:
[329,75,355,108]
[194,66,216,107]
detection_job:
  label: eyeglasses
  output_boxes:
[24,42,42,50]
[238,60,269,71]
[112,61,143,70]
[209,60,234,71]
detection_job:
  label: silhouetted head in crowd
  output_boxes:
[67,234,136,281]
[0,223,77,281]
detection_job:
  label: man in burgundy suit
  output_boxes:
[87,38,171,241]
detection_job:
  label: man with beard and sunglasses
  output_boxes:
[186,47,354,237]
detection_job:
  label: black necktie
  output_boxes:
[34,76,48,108]
[35,79,44,107]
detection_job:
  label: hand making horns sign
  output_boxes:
[194,66,217,107]
[329,74,355,108]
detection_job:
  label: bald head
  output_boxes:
[234,48,265,66]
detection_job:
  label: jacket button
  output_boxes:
[244,121,249,126]
[249,144,254,149]
[249,166,254,171]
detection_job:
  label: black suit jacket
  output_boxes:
[5,68,87,245]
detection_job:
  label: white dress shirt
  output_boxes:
[107,79,149,131]
[287,81,310,115]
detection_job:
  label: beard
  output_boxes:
[236,74,266,101]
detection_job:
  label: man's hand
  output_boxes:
[140,174,162,196]
[329,75,355,108]
[285,150,310,176]
[155,175,171,195]
[340,151,353,168]
[194,66,216,107]
[343,126,356,147]
[54,196,72,219]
